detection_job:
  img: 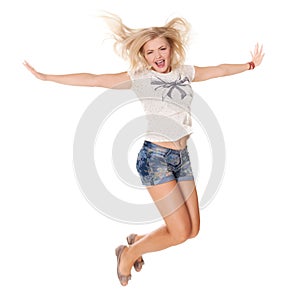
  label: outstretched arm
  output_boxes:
[23,61,131,89]
[193,43,264,82]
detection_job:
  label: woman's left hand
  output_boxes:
[251,43,265,67]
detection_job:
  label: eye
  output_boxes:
[146,51,153,55]
[160,47,167,50]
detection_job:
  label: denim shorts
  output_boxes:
[136,140,194,186]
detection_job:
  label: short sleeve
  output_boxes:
[127,70,135,81]
[127,70,141,91]
[127,69,152,93]
[127,68,149,81]
[181,65,195,81]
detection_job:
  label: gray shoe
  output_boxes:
[115,245,132,286]
[126,234,145,272]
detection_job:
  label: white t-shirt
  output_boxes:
[129,65,195,142]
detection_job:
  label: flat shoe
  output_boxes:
[126,234,145,272]
[115,245,132,286]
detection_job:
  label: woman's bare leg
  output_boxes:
[177,180,200,238]
[119,180,196,276]
[133,180,200,242]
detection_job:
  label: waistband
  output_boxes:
[143,140,187,153]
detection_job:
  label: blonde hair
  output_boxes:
[101,13,190,72]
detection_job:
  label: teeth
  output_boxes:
[155,60,164,66]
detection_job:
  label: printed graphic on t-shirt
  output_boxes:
[150,74,193,101]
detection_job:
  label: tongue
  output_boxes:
[156,60,165,68]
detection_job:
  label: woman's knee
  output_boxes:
[189,222,200,239]
[169,223,192,244]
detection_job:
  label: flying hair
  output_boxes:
[100,12,191,72]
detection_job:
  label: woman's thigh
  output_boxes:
[177,180,200,237]
[146,180,192,238]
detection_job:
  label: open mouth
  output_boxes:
[155,59,165,68]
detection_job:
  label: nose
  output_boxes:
[154,50,162,59]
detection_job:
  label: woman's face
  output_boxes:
[143,37,172,73]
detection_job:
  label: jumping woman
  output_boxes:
[24,13,264,286]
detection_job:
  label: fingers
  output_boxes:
[250,43,265,67]
[23,60,39,75]
[23,60,30,68]
[23,60,34,72]
[259,44,264,55]
[23,60,46,80]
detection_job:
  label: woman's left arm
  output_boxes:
[193,43,265,82]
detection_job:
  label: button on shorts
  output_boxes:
[136,140,194,186]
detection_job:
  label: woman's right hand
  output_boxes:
[23,61,47,81]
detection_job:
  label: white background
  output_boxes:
[1,0,300,299]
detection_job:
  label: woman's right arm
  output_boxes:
[23,61,131,89]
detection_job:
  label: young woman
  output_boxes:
[24,13,264,286]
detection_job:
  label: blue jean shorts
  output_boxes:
[136,140,194,186]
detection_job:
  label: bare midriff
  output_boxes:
[151,134,190,150]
